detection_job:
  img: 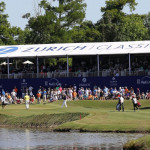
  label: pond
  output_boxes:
[0,128,145,150]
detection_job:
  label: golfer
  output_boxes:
[24,93,30,109]
[119,95,124,112]
[1,95,8,109]
[132,95,139,112]
[61,94,67,108]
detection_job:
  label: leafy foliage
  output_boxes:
[1,0,150,45]
[0,2,25,45]
[96,0,148,42]
[71,21,101,42]
[24,0,86,44]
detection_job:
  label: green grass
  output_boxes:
[0,99,150,133]
[123,135,150,150]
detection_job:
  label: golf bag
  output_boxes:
[116,103,121,111]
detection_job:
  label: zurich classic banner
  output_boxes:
[0,41,150,58]
[0,76,149,96]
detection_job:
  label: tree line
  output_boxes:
[0,0,150,45]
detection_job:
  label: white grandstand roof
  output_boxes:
[0,41,150,58]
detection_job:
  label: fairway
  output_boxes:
[0,100,150,132]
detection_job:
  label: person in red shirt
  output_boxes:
[36,92,41,104]
[14,86,18,93]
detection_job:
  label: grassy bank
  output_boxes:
[0,113,88,129]
[123,135,150,150]
[0,100,150,132]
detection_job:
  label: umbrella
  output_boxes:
[0,61,12,65]
[23,60,34,64]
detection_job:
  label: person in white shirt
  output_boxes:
[11,90,16,103]
[1,95,8,109]
[61,93,67,108]
[132,95,139,112]
[118,96,124,112]
[68,88,73,100]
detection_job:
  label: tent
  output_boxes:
[0,41,150,58]
[23,60,34,64]
[0,61,12,65]
[0,41,150,78]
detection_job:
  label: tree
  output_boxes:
[24,0,87,44]
[0,2,25,45]
[144,12,150,39]
[71,21,101,42]
[96,0,148,42]
[0,1,11,45]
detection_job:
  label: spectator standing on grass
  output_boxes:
[1,95,8,109]
[132,95,139,112]
[29,85,33,92]
[73,89,77,100]
[47,88,51,99]
[118,95,124,112]
[2,89,5,96]
[37,92,41,104]
[97,87,100,100]
[13,86,18,94]
[103,86,108,100]
[100,89,104,100]
[136,88,141,100]
[11,89,17,103]
[85,88,89,100]
[68,88,73,100]
[21,87,26,99]
[61,93,67,108]
[24,93,30,109]
[42,88,47,103]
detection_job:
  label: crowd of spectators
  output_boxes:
[0,85,150,106]
[0,56,150,78]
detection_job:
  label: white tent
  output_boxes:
[23,60,34,64]
[0,41,150,78]
[0,61,12,65]
[0,41,150,58]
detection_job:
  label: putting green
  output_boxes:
[0,100,150,132]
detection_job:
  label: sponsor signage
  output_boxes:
[0,41,150,56]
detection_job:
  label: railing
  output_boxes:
[0,70,150,79]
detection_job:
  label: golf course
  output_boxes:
[0,99,150,149]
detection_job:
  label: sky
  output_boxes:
[2,0,150,29]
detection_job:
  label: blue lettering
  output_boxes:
[57,47,63,51]
[97,45,111,50]
[115,45,124,49]
[63,46,75,51]
[136,44,144,48]
[34,47,40,52]
[89,45,95,49]
[22,48,34,52]
[144,44,150,48]
[0,47,18,54]
[73,46,86,50]
[35,47,48,52]
[128,45,133,49]
[46,47,57,51]
[106,45,112,49]
[41,47,47,51]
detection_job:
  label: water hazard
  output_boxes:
[0,128,145,150]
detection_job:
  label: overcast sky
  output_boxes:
[3,0,150,29]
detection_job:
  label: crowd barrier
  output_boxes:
[0,76,149,97]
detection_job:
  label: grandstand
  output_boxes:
[0,41,150,94]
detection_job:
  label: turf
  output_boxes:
[123,135,150,150]
[0,99,150,132]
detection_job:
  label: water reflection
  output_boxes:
[0,128,145,150]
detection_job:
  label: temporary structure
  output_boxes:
[22,60,34,64]
[0,61,12,65]
[0,41,150,58]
